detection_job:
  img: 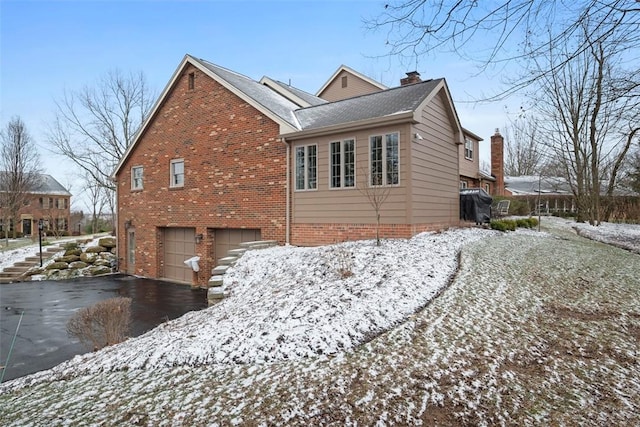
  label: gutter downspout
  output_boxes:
[283,137,290,245]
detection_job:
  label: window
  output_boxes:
[39,197,50,209]
[341,75,348,88]
[330,139,355,188]
[295,145,317,190]
[484,183,490,193]
[188,72,195,90]
[131,166,144,190]
[464,137,474,160]
[370,132,399,186]
[460,180,468,189]
[170,159,185,188]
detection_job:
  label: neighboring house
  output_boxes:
[0,173,71,237]
[113,55,481,286]
[488,128,638,216]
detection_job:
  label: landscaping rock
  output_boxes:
[98,237,116,249]
[89,265,111,276]
[80,252,99,263]
[85,245,106,254]
[69,261,88,269]
[94,259,112,267]
[56,255,81,263]
[46,261,69,270]
[64,248,82,256]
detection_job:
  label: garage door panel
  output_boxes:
[214,228,260,266]
[163,227,195,284]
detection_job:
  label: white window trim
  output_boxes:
[294,144,318,191]
[464,137,474,160]
[170,159,185,188]
[460,180,468,189]
[368,131,400,187]
[131,165,144,190]
[329,137,356,190]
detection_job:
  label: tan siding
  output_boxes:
[410,90,460,224]
[459,135,480,179]
[292,124,411,224]
[318,71,383,102]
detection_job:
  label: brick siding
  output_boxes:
[116,64,287,286]
[291,221,460,246]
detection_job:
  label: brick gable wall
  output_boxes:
[116,64,287,286]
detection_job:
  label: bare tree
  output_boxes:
[532,22,638,224]
[358,165,391,246]
[503,114,547,176]
[0,117,41,242]
[367,1,640,98]
[48,70,154,194]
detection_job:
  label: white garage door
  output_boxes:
[163,227,196,284]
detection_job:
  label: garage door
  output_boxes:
[214,229,261,264]
[163,227,196,283]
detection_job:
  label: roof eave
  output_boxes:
[282,111,415,140]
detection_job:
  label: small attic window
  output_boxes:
[341,75,348,88]
[188,72,195,90]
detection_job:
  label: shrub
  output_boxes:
[490,219,517,232]
[516,218,531,228]
[66,297,132,351]
[527,217,539,228]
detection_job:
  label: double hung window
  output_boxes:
[370,132,399,186]
[330,139,355,188]
[170,159,185,188]
[131,166,144,190]
[295,145,317,190]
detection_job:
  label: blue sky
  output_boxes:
[1,0,518,208]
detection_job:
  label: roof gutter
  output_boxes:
[282,111,415,141]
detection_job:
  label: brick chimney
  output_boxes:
[491,128,505,196]
[400,71,421,86]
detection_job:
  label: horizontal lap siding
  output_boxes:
[411,90,460,224]
[319,71,383,102]
[292,124,410,225]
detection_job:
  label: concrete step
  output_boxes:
[207,286,225,304]
[238,240,278,249]
[207,275,224,288]
[217,256,237,266]
[0,271,21,278]
[227,248,247,256]
[211,265,230,276]
[14,261,38,268]
[2,266,31,273]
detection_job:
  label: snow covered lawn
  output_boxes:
[1,219,639,425]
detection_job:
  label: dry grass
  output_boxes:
[66,297,132,351]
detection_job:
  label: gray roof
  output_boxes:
[195,58,302,129]
[295,79,442,130]
[0,172,71,196]
[505,176,572,196]
[505,175,638,197]
[270,80,328,106]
